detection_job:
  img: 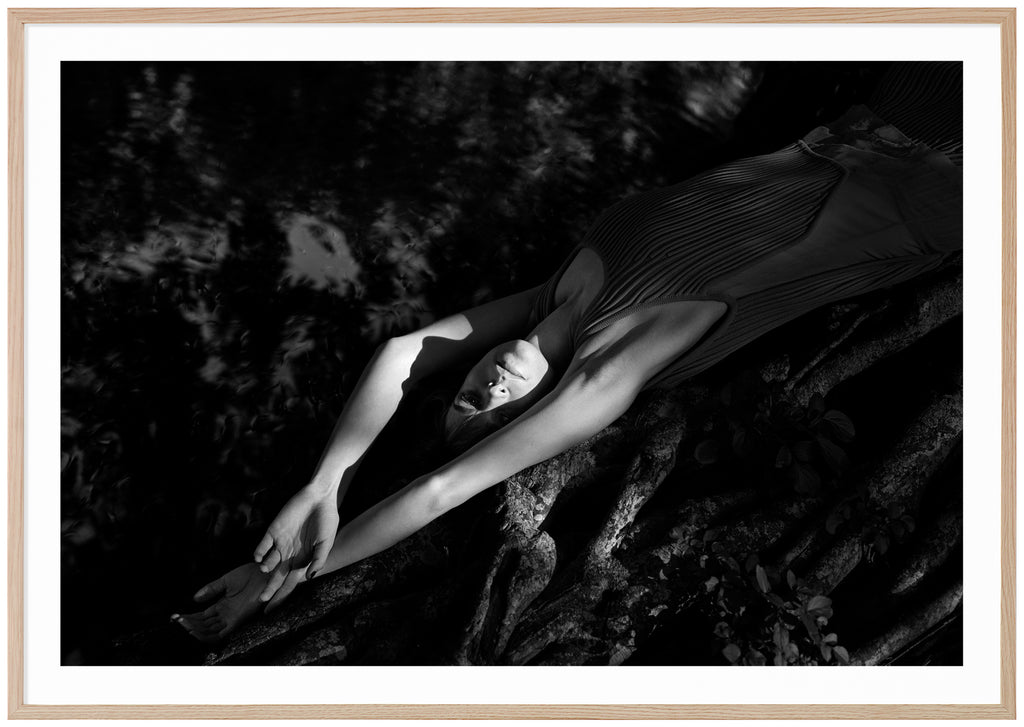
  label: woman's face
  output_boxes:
[445,339,551,432]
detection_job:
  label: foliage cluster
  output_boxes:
[655,372,859,664]
[690,540,851,666]
[691,371,857,495]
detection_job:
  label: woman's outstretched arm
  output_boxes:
[178,353,645,640]
[177,302,726,639]
[255,345,655,611]
[252,285,543,591]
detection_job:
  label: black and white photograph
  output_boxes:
[60,60,964,668]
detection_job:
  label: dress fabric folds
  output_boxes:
[530,99,963,390]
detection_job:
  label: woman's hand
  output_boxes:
[172,563,276,643]
[252,488,339,602]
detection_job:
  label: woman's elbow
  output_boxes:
[378,335,422,373]
[380,335,414,358]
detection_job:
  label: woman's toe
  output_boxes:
[174,613,216,643]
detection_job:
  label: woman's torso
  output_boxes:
[531,105,963,389]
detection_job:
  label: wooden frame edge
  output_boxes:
[2,6,1019,24]
[6,6,1015,721]
[3,703,1020,720]
[8,7,25,723]
[1000,5,1018,723]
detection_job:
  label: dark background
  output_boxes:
[61,61,919,664]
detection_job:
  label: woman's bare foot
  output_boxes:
[172,563,273,643]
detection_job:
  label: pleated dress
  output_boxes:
[529,103,963,390]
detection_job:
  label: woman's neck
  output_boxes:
[527,245,606,379]
[526,297,580,378]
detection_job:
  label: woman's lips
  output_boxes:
[497,359,525,380]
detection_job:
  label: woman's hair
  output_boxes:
[415,377,520,455]
[443,410,505,454]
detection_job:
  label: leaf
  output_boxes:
[833,645,851,665]
[824,632,838,645]
[775,445,793,468]
[807,595,832,613]
[792,462,822,494]
[825,510,843,535]
[786,570,797,589]
[816,435,849,475]
[823,410,856,442]
[747,649,767,666]
[713,621,731,639]
[755,564,770,593]
[792,440,815,463]
[731,427,751,458]
[800,610,822,643]
[694,439,721,464]
[820,643,833,662]
[773,621,790,648]
[705,576,720,592]
[874,532,890,555]
[722,643,742,664]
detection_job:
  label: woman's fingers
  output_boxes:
[253,532,274,564]
[259,565,288,603]
[192,576,226,604]
[258,547,283,574]
[265,570,305,614]
[305,540,332,580]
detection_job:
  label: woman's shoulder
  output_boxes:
[527,244,606,332]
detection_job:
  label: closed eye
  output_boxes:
[457,391,481,411]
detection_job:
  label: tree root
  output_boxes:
[188,264,963,667]
[851,580,963,666]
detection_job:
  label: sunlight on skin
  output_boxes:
[444,338,557,434]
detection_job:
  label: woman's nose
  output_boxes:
[487,380,509,398]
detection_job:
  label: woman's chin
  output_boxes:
[507,339,549,380]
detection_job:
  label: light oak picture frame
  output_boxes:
[8,6,1015,719]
